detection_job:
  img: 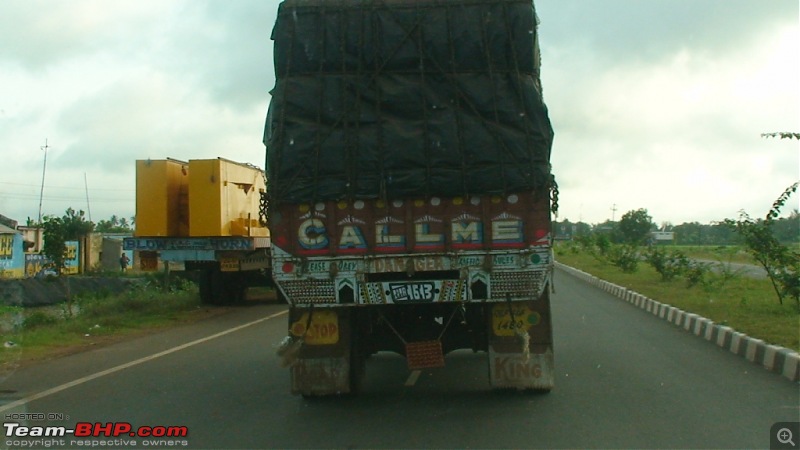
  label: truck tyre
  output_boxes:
[220,272,246,305]
[199,266,227,305]
[348,327,366,396]
[198,268,212,304]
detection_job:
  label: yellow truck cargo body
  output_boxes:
[135,158,268,238]
[134,159,188,237]
[188,158,268,237]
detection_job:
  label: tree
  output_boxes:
[618,208,654,245]
[772,210,800,244]
[553,219,592,240]
[673,221,703,245]
[761,132,800,140]
[724,183,799,306]
[42,208,95,275]
[95,214,134,233]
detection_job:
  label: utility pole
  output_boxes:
[84,173,92,222]
[610,203,618,222]
[37,139,49,225]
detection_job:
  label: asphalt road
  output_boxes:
[1,268,797,449]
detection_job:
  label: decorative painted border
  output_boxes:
[555,262,800,382]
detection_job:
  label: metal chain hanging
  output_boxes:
[549,173,559,217]
[259,171,269,227]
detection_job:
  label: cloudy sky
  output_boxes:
[0,0,797,228]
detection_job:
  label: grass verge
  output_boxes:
[0,275,215,371]
[555,244,799,352]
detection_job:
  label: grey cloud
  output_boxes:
[0,2,90,69]
[537,0,798,65]
[51,72,265,173]
[0,0,168,70]
[149,0,279,113]
[52,79,176,171]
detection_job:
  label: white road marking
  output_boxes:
[0,310,288,413]
[404,370,421,386]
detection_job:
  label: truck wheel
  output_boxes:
[198,268,212,304]
[221,272,248,304]
[348,331,366,396]
[199,267,227,305]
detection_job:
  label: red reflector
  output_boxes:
[282,262,294,273]
[534,229,548,240]
[406,341,445,370]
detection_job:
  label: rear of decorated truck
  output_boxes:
[264,0,557,395]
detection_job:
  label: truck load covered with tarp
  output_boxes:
[264,0,554,205]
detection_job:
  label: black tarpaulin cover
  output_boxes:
[264,0,554,205]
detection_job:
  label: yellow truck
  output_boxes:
[123,158,271,304]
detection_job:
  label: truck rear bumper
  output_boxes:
[272,247,552,306]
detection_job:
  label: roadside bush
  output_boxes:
[776,258,800,304]
[684,262,709,288]
[608,244,640,273]
[646,247,690,281]
[137,272,198,294]
[23,311,59,329]
[595,234,612,256]
[574,234,595,253]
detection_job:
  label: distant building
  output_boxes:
[18,225,44,253]
[554,223,576,241]
[651,231,675,245]
[0,223,24,278]
[0,214,138,276]
[0,214,17,229]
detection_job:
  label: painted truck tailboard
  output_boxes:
[270,193,552,305]
[270,193,550,257]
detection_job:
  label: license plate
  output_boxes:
[389,282,437,302]
[220,257,239,272]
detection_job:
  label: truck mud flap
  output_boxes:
[288,307,357,396]
[488,348,554,390]
[487,295,554,390]
[291,357,351,396]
